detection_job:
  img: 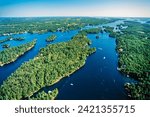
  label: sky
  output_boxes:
[0,0,150,17]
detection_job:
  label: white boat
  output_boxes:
[98,48,102,50]
[70,83,74,86]
[103,57,106,59]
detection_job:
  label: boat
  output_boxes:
[70,83,74,86]
[98,48,102,50]
[48,91,52,93]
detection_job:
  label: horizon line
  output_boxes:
[0,16,150,18]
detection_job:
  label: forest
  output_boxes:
[116,21,150,99]
[79,28,102,35]
[0,17,119,36]
[46,35,57,42]
[0,39,36,66]
[0,34,96,100]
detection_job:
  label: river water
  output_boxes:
[0,20,134,99]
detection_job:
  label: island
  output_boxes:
[46,35,57,42]
[13,37,25,41]
[80,28,101,35]
[0,39,36,66]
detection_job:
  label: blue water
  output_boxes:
[0,22,133,99]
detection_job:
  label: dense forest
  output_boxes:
[0,17,119,36]
[0,34,96,100]
[30,88,58,100]
[116,21,150,99]
[0,39,36,66]
[79,28,102,35]
[46,35,57,42]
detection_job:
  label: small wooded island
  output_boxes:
[46,35,57,42]
[79,28,101,35]
[13,37,25,41]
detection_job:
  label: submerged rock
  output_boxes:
[96,35,100,39]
